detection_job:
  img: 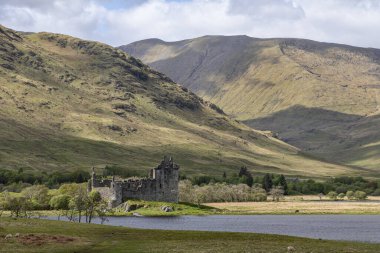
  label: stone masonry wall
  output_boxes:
[89,156,179,207]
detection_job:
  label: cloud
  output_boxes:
[0,0,379,48]
[228,0,305,21]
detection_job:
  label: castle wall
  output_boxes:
[121,179,157,202]
[94,187,115,207]
[154,167,179,202]
[88,156,179,207]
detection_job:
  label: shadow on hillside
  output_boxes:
[244,105,380,171]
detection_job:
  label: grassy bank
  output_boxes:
[1,217,380,253]
[111,200,218,216]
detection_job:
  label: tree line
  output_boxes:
[0,183,107,223]
[179,180,268,205]
[1,166,380,200]
[184,167,380,197]
[0,168,90,192]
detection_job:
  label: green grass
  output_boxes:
[112,200,218,216]
[1,217,380,253]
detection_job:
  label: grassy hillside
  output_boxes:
[0,25,356,178]
[121,36,380,173]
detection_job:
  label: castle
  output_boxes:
[88,156,179,207]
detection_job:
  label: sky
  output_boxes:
[0,0,379,48]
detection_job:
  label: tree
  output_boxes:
[372,189,380,196]
[239,166,249,177]
[263,174,273,192]
[69,185,87,223]
[50,195,70,210]
[50,194,71,220]
[327,191,338,201]
[346,190,354,200]
[21,185,50,209]
[58,183,83,196]
[336,186,348,194]
[179,180,194,203]
[238,166,253,187]
[85,191,103,223]
[2,193,31,218]
[193,186,208,207]
[269,186,284,202]
[246,176,253,188]
[354,191,367,200]
[76,173,84,183]
[278,175,288,195]
[0,191,7,217]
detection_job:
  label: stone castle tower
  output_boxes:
[88,156,179,207]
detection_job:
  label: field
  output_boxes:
[206,196,380,215]
[1,217,380,253]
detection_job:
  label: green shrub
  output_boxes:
[372,189,380,196]
[327,191,338,200]
[354,191,367,200]
[346,190,355,200]
[337,193,345,200]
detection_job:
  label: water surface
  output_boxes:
[46,215,380,243]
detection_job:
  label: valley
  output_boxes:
[121,36,380,173]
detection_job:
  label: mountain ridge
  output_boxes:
[0,24,359,178]
[121,35,380,173]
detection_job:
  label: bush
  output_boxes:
[346,190,355,200]
[209,103,225,115]
[337,193,345,200]
[327,191,338,200]
[270,186,284,202]
[372,189,380,196]
[354,191,367,200]
[251,192,267,202]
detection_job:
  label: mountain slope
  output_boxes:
[121,36,380,173]
[0,25,357,178]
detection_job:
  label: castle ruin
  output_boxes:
[88,156,179,207]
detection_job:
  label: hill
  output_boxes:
[121,36,380,173]
[0,25,359,179]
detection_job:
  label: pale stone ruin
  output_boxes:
[88,156,179,207]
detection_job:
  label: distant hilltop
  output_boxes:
[121,35,380,175]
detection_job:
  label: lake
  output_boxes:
[45,215,380,243]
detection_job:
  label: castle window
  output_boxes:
[160,183,162,189]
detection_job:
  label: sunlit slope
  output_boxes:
[0,25,358,178]
[122,36,380,173]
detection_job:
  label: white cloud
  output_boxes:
[0,0,380,48]
[228,0,305,21]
